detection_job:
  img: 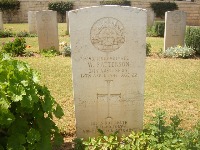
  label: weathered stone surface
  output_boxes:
[69,6,147,138]
[36,10,59,51]
[164,10,187,50]
[28,11,38,34]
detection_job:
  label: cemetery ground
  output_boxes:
[1,23,200,149]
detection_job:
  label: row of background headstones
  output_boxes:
[0,9,186,52]
[0,10,59,51]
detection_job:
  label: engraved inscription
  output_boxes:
[80,56,137,78]
[90,17,125,52]
[82,120,136,134]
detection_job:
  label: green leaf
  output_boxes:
[7,84,26,102]
[21,80,28,86]
[37,133,52,150]
[7,133,26,150]
[8,118,28,135]
[20,92,39,109]
[53,104,64,119]
[32,71,40,83]
[17,62,26,72]
[27,128,41,144]
[2,53,11,61]
[36,118,54,133]
[97,129,104,135]
[0,109,15,126]
[52,132,64,147]
[0,97,10,110]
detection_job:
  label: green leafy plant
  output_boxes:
[0,53,64,149]
[1,37,26,56]
[75,130,119,150]
[185,26,200,55]
[163,45,196,58]
[0,28,36,38]
[16,30,37,37]
[40,47,60,57]
[184,121,200,149]
[146,43,151,56]
[100,0,131,6]
[75,109,200,149]
[150,2,178,19]
[62,45,71,57]
[144,109,185,149]
[0,0,20,11]
[0,0,20,22]
[48,1,73,22]
[0,28,14,38]
[147,21,165,37]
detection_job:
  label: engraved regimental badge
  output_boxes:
[90,17,125,52]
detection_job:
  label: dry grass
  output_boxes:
[18,56,200,133]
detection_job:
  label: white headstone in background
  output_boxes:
[28,11,38,34]
[36,10,59,51]
[66,11,69,35]
[147,9,155,27]
[0,12,4,31]
[164,10,186,51]
[69,6,147,139]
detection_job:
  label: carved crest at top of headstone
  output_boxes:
[90,17,125,52]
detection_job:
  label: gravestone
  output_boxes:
[147,9,155,27]
[0,12,3,31]
[66,11,69,34]
[69,6,147,138]
[28,11,38,34]
[36,10,59,51]
[164,10,186,51]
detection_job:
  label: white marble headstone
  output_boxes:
[164,10,187,50]
[66,11,69,34]
[0,12,4,31]
[28,11,38,34]
[147,9,155,27]
[69,6,146,138]
[36,10,59,51]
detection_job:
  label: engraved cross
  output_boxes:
[97,80,121,120]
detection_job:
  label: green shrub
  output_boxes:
[147,21,165,37]
[48,1,73,22]
[0,29,14,38]
[0,53,64,149]
[1,37,26,56]
[40,47,60,57]
[62,45,71,57]
[0,28,36,38]
[0,0,20,12]
[0,0,20,22]
[100,0,131,6]
[150,2,178,18]
[16,30,37,37]
[185,26,200,55]
[75,109,200,149]
[163,45,196,58]
[146,43,151,56]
